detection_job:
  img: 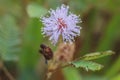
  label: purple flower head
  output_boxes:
[41,4,82,45]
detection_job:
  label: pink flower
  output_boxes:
[41,4,82,45]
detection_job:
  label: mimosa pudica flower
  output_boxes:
[41,4,82,45]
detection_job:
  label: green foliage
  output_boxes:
[27,2,48,18]
[19,18,43,80]
[105,55,120,78]
[61,50,114,80]
[0,0,120,80]
[111,74,120,80]
[97,14,120,51]
[83,75,107,80]
[67,50,114,72]
[0,15,21,61]
[80,50,115,60]
[62,67,82,80]
[70,60,103,71]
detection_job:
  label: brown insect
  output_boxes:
[39,44,53,63]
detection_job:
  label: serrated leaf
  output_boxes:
[27,3,48,18]
[70,60,103,71]
[80,50,115,61]
[0,15,21,61]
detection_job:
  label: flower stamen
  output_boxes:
[58,18,67,32]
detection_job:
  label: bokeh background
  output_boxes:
[0,0,120,80]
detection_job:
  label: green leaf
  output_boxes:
[19,18,43,68]
[27,2,48,18]
[0,15,21,61]
[80,50,115,61]
[18,18,43,80]
[70,60,103,71]
[111,74,120,80]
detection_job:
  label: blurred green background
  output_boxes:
[0,0,120,80]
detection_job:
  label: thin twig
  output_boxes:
[0,60,15,80]
[2,66,15,80]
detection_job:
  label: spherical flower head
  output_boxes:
[41,4,82,45]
